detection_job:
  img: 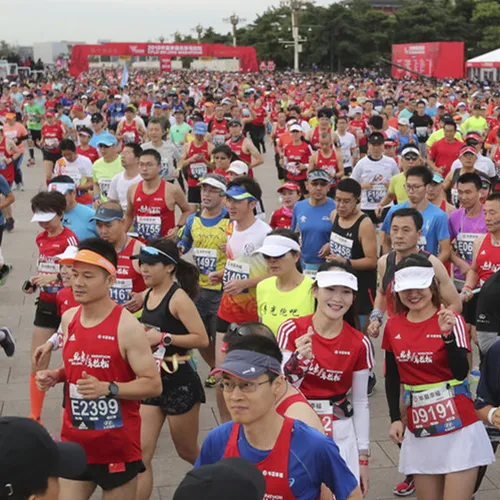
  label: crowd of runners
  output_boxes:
[1,68,500,500]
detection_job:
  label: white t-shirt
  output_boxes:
[351,155,400,210]
[53,154,93,186]
[338,131,357,167]
[450,154,495,178]
[107,172,142,211]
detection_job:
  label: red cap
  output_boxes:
[72,105,84,112]
[45,111,55,117]
[465,132,483,143]
[277,182,301,193]
[459,145,478,157]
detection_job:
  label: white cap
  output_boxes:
[199,176,227,192]
[353,106,363,114]
[55,246,78,262]
[458,102,466,107]
[394,266,435,292]
[289,123,303,132]
[316,270,358,291]
[228,160,248,175]
[22,91,29,96]
[31,211,57,223]
[9,82,16,87]
[398,117,410,126]
[114,94,122,99]
[254,235,300,257]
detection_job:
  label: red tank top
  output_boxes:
[121,120,140,144]
[283,142,311,181]
[133,180,175,243]
[42,124,64,152]
[276,391,310,416]
[310,127,321,150]
[210,119,229,146]
[317,150,338,186]
[187,140,211,187]
[228,136,254,178]
[56,287,79,317]
[252,107,266,126]
[61,305,142,464]
[110,238,146,305]
[477,233,500,286]
[76,145,99,164]
[274,125,287,153]
[0,138,14,184]
[223,417,295,500]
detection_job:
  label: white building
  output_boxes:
[33,41,83,65]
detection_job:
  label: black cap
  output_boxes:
[368,132,385,145]
[0,417,87,499]
[228,118,242,127]
[91,112,104,122]
[317,108,332,119]
[173,457,265,500]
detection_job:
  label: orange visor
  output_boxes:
[59,249,116,275]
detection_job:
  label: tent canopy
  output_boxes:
[467,48,500,68]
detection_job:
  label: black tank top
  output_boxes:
[330,213,376,314]
[141,283,189,356]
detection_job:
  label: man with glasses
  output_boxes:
[196,332,362,500]
[381,166,451,262]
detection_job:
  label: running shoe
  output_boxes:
[205,374,217,388]
[367,372,377,397]
[14,182,24,191]
[393,476,415,497]
[4,218,14,232]
[27,158,36,167]
[0,327,15,357]
[0,264,12,286]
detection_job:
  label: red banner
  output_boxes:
[70,43,259,76]
[267,60,276,72]
[160,56,171,73]
[392,42,464,79]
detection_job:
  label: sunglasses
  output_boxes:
[227,323,253,337]
[141,246,172,258]
[403,154,419,161]
[263,252,289,260]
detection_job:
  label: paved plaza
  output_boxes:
[0,150,499,499]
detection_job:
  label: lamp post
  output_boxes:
[223,13,246,47]
[192,24,204,44]
[278,0,307,72]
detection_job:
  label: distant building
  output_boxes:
[33,41,84,65]
[16,46,34,60]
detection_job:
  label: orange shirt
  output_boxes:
[2,122,28,153]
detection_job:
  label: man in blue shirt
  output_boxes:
[291,169,335,277]
[49,176,98,241]
[381,164,451,262]
[89,113,110,150]
[197,334,362,500]
[107,95,126,132]
[396,117,419,154]
[0,175,14,285]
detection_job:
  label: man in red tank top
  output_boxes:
[227,118,263,179]
[116,105,146,145]
[125,149,191,243]
[35,239,161,500]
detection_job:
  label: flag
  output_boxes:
[120,63,129,88]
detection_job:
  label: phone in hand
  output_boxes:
[22,280,37,292]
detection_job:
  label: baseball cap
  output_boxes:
[91,112,104,122]
[289,123,303,132]
[460,145,478,157]
[0,416,87,500]
[31,211,57,223]
[114,94,122,99]
[316,269,358,291]
[72,105,83,112]
[5,112,15,120]
[227,161,248,176]
[458,102,466,108]
[173,457,265,500]
[384,138,397,147]
[125,105,137,113]
[368,132,385,145]
[221,97,232,105]
[45,111,55,118]
[97,134,118,147]
[307,169,330,182]
[254,234,300,257]
[77,126,93,137]
[317,108,331,119]
[228,118,242,127]
[90,206,124,223]
[199,175,227,192]
[277,182,301,193]
[353,106,363,114]
[59,249,116,275]
[398,117,410,126]
[394,266,435,292]
[431,173,444,184]
[465,132,483,143]
[211,349,282,380]
[193,122,208,135]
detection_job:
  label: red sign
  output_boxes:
[70,43,259,76]
[392,42,464,79]
[160,57,171,73]
[267,60,276,72]
[260,61,267,71]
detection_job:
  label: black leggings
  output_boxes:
[250,125,266,153]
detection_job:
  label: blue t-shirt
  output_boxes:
[195,420,358,500]
[63,204,98,241]
[396,132,419,153]
[0,176,11,226]
[381,200,450,256]
[178,208,229,253]
[292,198,335,264]
[59,114,73,130]
[426,106,438,118]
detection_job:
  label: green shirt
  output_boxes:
[25,103,44,130]
[169,122,191,145]
[389,171,408,204]
[461,116,488,136]
[92,156,124,202]
[426,129,463,148]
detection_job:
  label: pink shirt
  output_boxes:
[2,122,28,153]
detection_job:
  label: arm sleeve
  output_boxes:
[291,206,298,233]
[385,351,402,422]
[178,214,195,253]
[351,369,370,452]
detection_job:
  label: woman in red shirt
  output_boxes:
[270,182,302,229]
[383,254,493,500]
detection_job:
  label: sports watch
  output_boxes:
[107,382,119,397]
[162,333,173,347]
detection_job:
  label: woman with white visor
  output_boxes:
[382,253,494,500]
[278,261,373,496]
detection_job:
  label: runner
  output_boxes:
[410,100,433,157]
[76,126,99,165]
[197,341,362,500]
[309,132,344,197]
[23,93,44,167]
[271,109,288,180]
[281,123,311,195]
[0,125,20,232]
[227,118,263,179]
[117,105,146,145]
[270,182,302,229]
[207,104,230,146]
[382,254,494,500]
[426,172,455,215]
[107,94,127,132]
[125,149,191,242]
[27,191,78,424]
[133,239,208,500]
[292,169,336,278]
[88,113,109,150]
[3,111,28,191]
[36,238,162,500]
[255,230,315,336]
[278,262,373,494]
[0,173,14,286]
[428,121,464,177]
[41,111,66,185]
[306,108,334,151]
[92,134,124,205]
[178,174,230,387]
[212,144,236,180]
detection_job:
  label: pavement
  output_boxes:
[1,147,499,500]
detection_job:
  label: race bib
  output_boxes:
[330,232,353,260]
[213,134,226,146]
[98,178,111,197]
[136,216,161,240]
[342,155,352,167]
[309,400,334,437]
[0,155,6,170]
[139,105,147,115]
[410,385,463,437]
[160,158,172,179]
[285,161,300,176]
[417,235,427,252]
[69,383,123,431]
[45,137,59,150]
[303,263,319,280]
[456,233,478,262]
[191,162,207,179]
[193,248,217,275]
[366,183,386,204]
[152,345,166,373]
[109,278,133,305]
[222,260,250,293]
[416,126,428,138]
[123,132,135,144]
[37,260,61,294]
[451,187,459,207]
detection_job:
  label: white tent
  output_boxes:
[467,48,500,81]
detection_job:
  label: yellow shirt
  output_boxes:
[256,276,315,336]
[389,172,408,204]
[426,129,462,148]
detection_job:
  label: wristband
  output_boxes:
[488,407,498,425]
[345,258,351,268]
[359,458,369,466]
[48,333,59,351]
[369,308,384,324]
[57,367,66,383]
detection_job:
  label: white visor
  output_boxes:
[394,266,435,292]
[254,235,300,257]
[402,147,420,157]
[199,177,227,192]
[31,211,57,223]
[316,270,358,291]
[55,246,78,262]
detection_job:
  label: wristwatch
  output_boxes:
[162,333,173,347]
[107,382,119,397]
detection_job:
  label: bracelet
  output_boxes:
[488,407,498,425]
[359,458,369,466]
[369,308,384,323]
